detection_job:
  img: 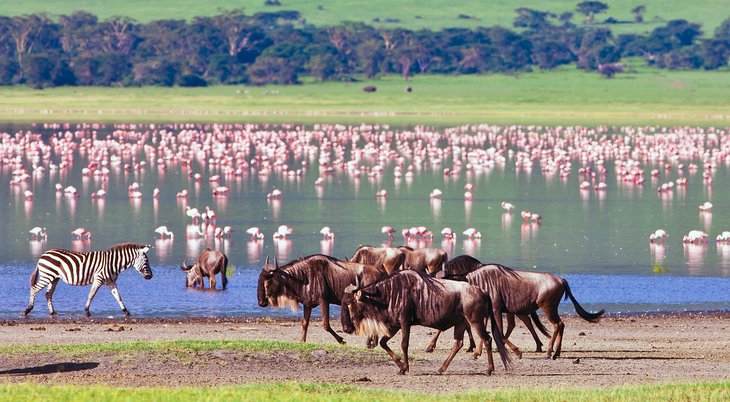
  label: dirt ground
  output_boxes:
[0,312,728,392]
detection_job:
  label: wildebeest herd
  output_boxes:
[256,244,604,375]
[24,242,603,376]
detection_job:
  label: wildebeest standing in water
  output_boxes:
[341,270,513,375]
[349,245,405,275]
[257,254,387,344]
[180,248,228,289]
[443,256,604,360]
[397,246,447,275]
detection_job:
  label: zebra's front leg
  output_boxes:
[84,281,103,317]
[107,282,130,316]
[46,278,60,316]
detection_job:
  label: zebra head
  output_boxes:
[133,245,153,280]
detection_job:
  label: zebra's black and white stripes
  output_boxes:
[24,243,153,316]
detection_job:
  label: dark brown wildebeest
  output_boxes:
[341,270,513,375]
[350,245,405,275]
[397,246,447,275]
[180,248,228,289]
[362,85,377,92]
[427,255,549,355]
[439,256,604,360]
[257,254,387,344]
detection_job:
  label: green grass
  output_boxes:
[0,381,728,401]
[0,339,360,356]
[1,67,729,126]
[1,1,728,34]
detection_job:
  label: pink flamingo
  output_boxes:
[649,229,668,244]
[429,189,442,199]
[376,189,388,198]
[381,225,396,240]
[28,227,47,240]
[185,206,201,224]
[153,188,160,199]
[273,225,293,240]
[464,191,473,201]
[501,201,515,212]
[441,227,455,240]
[320,226,335,240]
[71,227,91,240]
[24,190,33,201]
[267,189,283,200]
[154,226,174,239]
[683,230,708,244]
[463,228,482,239]
[246,227,264,241]
[520,210,532,222]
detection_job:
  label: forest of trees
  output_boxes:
[0,3,729,88]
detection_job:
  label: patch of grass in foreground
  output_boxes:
[0,381,728,402]
[0,339,360,356]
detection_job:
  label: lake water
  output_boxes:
[1,123,729,318]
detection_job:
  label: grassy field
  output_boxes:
[0,381,728,402]
[1,67,729,126]
[0,1,728,34]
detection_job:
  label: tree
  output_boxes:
[576,1,609,24]
[631,5,646,23]
[246,56,298,85]
[513,8,555,31]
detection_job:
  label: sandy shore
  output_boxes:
[0,312,728,392]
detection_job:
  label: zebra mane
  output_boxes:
[108,243,148,252]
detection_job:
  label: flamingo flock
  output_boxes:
[4,122,729,267]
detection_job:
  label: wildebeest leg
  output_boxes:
[208,272,216,290]
[516,313,544,352]
[437,322,465,374]
[425,330,441,352]
[320,302,345,344]
[465,325,476,352]
[471,318,495,375]
[45,278,60,316]
[301,305,312,342]
[542,305,564,360]
[379,333,405,373]
[399,323,411,374]
[498,312,522,359]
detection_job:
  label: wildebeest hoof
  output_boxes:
[514,349,523,359]
[536,347,543,353]
[424,346,435,353]
[552,354,560,360]
[472,352,481,360]
[465,347,474,353]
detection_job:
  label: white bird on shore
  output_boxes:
[154,226,174,239]
[246,227,264,241]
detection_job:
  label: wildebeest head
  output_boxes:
[257,256,302,310]
[180,258,199,287]
[340,283,388,337]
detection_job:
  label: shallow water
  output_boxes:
[2,123,729,318]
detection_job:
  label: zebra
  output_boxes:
[24,243,153,317]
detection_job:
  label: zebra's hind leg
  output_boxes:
[46,278,60,315]
[107,282,130,316]
[84,281,103,317]
[25,279,51,316]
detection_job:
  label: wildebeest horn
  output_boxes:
[354,275,360,288]
[180,258,192,271]
[344,284,358,294]
[265,256,270,265]
[275,256,279,269]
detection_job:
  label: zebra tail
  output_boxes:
[29,266,39,288]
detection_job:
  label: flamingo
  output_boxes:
[699,201,713,212]
[28,227,47,240]
[463,228,482,239]
[649,229,669,244]
[429,189,442,199]
[441,227,455,240]
[683,230,708,244]
[24,190,33,201]
[273,225,293,240]
[464,191,473,201]
[153,188,160,199]
[213,186,229,196]
[176,189,188,198]
[203,206,216,223]
[520,210,532,222]
[267,189,283,199]
[185,206,201,224]
[501,201,515,212]
[418,226,433,239]
[246,227,264,241]
[381,225,396,240]
[716,231,730,243]
[314,177,325,186]
[464,183,474,191]
[71,227,91,240]
[376,189,388,198]
[91,189,107,199]
[154,226,174,239]
[222,226,234,237]
[320,226,335,240]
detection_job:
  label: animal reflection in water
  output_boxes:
[181,249,229,290]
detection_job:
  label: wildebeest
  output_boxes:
[341,270,512,375]
[257,254,387,344]
[180,248,228,290]
[362,85,377,93]
[350,245,405,275]
[397,246,447,275]
[440,256,604,360]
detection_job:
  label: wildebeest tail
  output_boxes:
[483,293,513,371]
[530,310,551,337]
[29,266,39,288]
[563,279,604,322]
[220,254,229,288]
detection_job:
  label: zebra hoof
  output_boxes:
[85,310,91,317]
[123,309,130,316]
[23,308,32,316]
[49,311,57,316]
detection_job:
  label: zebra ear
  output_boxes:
[141,245,150,253]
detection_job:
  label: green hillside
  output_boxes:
[1,0,728,35]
